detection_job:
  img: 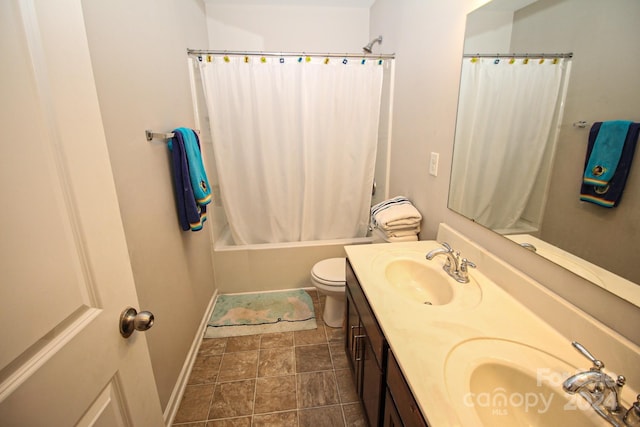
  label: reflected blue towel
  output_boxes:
[580,122,640,208]
[583,120,632,186]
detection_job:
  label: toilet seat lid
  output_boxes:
[312,258,346,284]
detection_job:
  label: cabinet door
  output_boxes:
[347,260,385,366]
[383,390,403,427]
[361,337,384,427]
[387,351,429,427]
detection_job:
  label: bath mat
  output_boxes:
[204,289,317,338]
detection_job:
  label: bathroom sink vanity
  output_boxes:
[343,224,640,427]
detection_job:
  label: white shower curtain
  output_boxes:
[198,55,384,244]
[449,56,568,230]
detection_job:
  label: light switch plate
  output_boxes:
[429,152,439,176]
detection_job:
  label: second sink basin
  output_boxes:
[385,259,453,305]
[444,338,610,426]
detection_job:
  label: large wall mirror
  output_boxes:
[449,0,640,306]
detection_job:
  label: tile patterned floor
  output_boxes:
[173,290,367,427]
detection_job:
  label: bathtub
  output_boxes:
[212,226,374,293]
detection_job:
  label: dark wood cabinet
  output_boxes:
[345,259,385,427]
[345,258,429,427]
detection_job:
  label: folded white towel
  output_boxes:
[378,220,421,231]
[371,221,420,235]
[372,227,418,242]
[385,228,420,238]
[371,196,410,218]
[371,198,422,229]
[386,234,419,242]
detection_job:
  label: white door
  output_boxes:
[0,0,164,425]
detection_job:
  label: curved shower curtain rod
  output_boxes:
[187,48,395,60]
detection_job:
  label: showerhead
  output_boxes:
[363,35,383,54]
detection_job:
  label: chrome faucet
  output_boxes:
[563,341,640,426]
[425,242,475,283]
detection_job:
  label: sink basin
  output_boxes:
[385,259,453,305]
[371,249,482,308]
[444,339,610,426]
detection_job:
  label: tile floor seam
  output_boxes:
[206,343,233,422]
[299,402,343,410]
[250,368,258,425]
[293,339,300,426]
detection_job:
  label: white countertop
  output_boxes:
[345,239,639,427]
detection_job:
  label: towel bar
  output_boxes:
[145,130,174,141]
[573,121,590,129]
[145,129,200,141]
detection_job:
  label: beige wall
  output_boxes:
[370,0,482,240]
[81,0,215,411]
[205,2,370,52]
[370,0,638,345]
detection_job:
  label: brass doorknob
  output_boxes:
[120,307,154,338]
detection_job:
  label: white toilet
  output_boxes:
[311,231,418,328]
[310,257,347,328]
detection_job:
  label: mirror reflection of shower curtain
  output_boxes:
[198,55,384,244]
[449,57,568,230]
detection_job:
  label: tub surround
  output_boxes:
[213,226,373,293]
[344,223,640,426]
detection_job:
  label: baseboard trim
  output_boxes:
[163,289,218,426]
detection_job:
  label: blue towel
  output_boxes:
[583,120,632,186]
[580,122,639,208]
[177,127,212,205]
[168,128,211,231]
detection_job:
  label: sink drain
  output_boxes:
[423,301,432,305]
